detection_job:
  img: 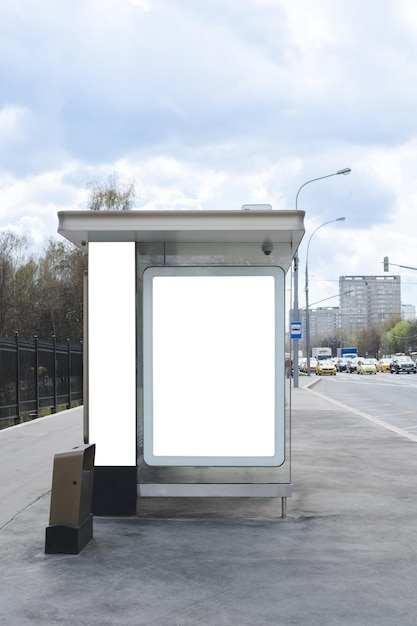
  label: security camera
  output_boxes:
[262,242,273,256]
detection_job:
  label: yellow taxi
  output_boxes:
[316,359,337,376]
[357,359,377,375]
[377,358,391,372]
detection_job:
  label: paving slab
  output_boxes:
[1,381,417,625]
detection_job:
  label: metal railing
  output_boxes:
[0,333,83,427]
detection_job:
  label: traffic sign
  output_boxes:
[291,321,302,339]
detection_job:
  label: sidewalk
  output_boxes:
[2,380,417,625]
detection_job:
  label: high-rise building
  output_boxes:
[300,307,340,338]
[402,304,416,321]
[339,275,401,336]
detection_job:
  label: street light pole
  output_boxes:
[293,168,351,387]
[292,253,300,387]
[305,217,346,375]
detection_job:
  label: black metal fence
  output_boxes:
[0,333,83,427]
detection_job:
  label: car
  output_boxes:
[390,356,416,374]
[336,358,348,372]
[316,359,337,376]
[357,358,377,375]
[301,357,318,374]
[377,358,391,372]
[346,358,359,373]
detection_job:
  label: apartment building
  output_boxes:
[339,275,401,335]
[402,304,416,321]
[300,306,340,338]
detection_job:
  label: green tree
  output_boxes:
[385,320,417,355]
[87,173,136,211]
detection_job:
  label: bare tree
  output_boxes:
[0,233,32,337]
[36,240,87,341]
[0,233,86,342]
[87,173,136,211]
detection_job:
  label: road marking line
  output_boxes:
[305,387,417,443]
[372,410,416,418]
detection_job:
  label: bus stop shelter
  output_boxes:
[58,209,305,517]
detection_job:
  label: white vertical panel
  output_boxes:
[88,242,136,466]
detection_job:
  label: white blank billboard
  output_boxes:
[143,266,285,467]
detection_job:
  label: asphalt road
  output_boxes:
[310,370,417,441]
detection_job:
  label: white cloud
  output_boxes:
[0,162,87,248]
[1,0,417,310]
[0,106,27,138]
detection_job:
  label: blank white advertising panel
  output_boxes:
[88,242,136,466]
[143,266,285,467]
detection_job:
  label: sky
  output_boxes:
[2,0,417,309]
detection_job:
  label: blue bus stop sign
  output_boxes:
[291,321,302,340]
